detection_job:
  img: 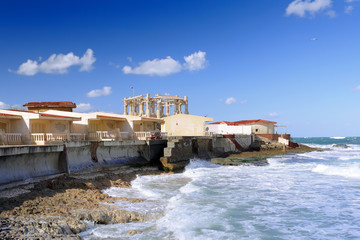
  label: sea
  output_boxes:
[81,137,360,240]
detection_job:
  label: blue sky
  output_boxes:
[1,0,359,137]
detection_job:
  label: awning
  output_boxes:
[39,113,81,121]
[96,115,127,121]
[133,117,164,123]
[0,113,22,119]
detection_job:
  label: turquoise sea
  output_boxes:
[82,137,360,240]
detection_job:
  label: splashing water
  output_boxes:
[82,137,360,240]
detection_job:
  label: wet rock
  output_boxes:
[211,157,268,166]
[333,144,349,148]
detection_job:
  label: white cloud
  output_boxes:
[326,10,337,18]
[15,49,96,76]
[269,112,279,117]
[353,85,360,91]
[87,86,112,98]
[345,5,354,14]
[184,51,207,71]
[123,56,182,76]
[122,50,207,76]
[286,0,332,17]
[0,101,10,109]
[225,97,236,105]
[74,103,92,112]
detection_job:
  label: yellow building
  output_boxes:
[161,114,213,137]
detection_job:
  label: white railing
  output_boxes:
[5,133,22,144]
[88,131,117,140]
[70,133,86,141]
[46,133,67,141]
[205,132,214,136]
[134,131,153,140]
[31,132,86,144]
[31,133,46,143]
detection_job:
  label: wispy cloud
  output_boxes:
[269,112,279,117]
[74,103,92,112]
[122,51,207,76]
[109,61,121,69]
[87,86,112,98]
[0,101,10,109]
[286,0,332,17]
[239,100,248,104]
[353,85,360,91]
[225,97,236,105]
[14,49,96,76]
[345,5,354,14]
[326,10,337,18]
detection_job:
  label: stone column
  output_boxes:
[151,102,155,117]
[175,100,180,114]
[145,94,150,117]
[166,101,170,116]
[129,103,133,116]
[156,99,162,118]
[140,102,144,116]
[124,101,128,115]
[184,96,189,114]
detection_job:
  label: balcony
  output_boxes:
[134,131,167,140]
[0,133,22,145]
[30,133,86,145]
[88,131,129,141]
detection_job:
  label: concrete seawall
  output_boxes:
[0,140,168,185]
[0,135,253,186]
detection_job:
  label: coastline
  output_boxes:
[0,144,317,239]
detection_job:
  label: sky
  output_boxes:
[0,0,360,137]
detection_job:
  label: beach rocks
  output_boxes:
[333,144,349,148]
[0,165,162,239]
[211,157,268,166]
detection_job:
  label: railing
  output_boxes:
[88,131,117,140]
[134,131,153,140]
[46,133,67,141]
[31,133,46,143]
[31,132,86,144]
[70,133,86,141]
[5,133,22,144]
[205,132,214,136]
[134,131,167,140]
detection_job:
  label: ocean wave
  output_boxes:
[312,163,360,179]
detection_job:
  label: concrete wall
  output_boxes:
[162,114,213,136]
[206,124,252,135]
[0,140,169,185]
[251,123,275,134]
[0,145,65,185]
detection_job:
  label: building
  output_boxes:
[161,114,213,137]
[207,119,289,141]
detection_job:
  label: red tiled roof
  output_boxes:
[39,113,81,120]
[209,121,233,125]
[210,119,276,125]
[23,101,76,108]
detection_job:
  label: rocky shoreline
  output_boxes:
[0,165,165,239]
[211,144,319,166]
[0,144,318,239]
